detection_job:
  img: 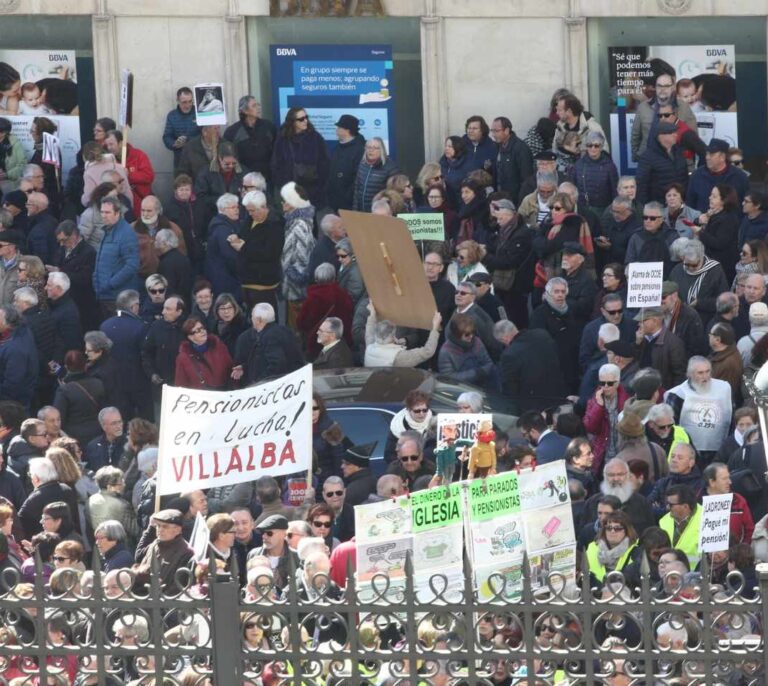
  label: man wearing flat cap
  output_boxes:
[468,272,507,324]
[561,241,598,330]
[133,509,193,594]
[686,137,749,212]
[2,190,29,235]
[327,114,365,212]
[518,150,568,204]
[341,441,377,506]
[604,339,640,390]
[634,306,687,389]
[247,514,299,589]
[659,280,706,358]
[635,120,688,205]
[0,229,24,306]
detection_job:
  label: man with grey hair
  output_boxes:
[45,270,82,354]
[308,213,346,283]
[579,293,635,373]
[141,296,186,415]
[322,475,355,542]
[18,456,75,537]
[314,316,353,369]
[645,402,692,461]
[240,171,267,195]
[88,465,139,544]
[155,227,192,298]
[583,362,626,470]
[84,406,126,472]
[0,303,38,410]
[223,95,276,181]
[364,300,441,368]
[25,191,58,264]
[233,302,304,384]
[668,238,729,322]
[133,194,188,277]
[634,306,686,389]
[386,429,435,491]
[597,193,641,264]
[519,169,558,228]
[37,405,64,442]
[451,281,501,357]
[625,200,678,274]
[530,277,580,391]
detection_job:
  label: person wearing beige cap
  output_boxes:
[708,322,743,404]
[659,280,707,358]
[634,307,686,388]
[737,301,768,364]
[614,412,668,483]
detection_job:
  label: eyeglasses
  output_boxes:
[732,159,744,166]
[189,328,206,335]
[244,622,259,630]
[427,195,443,201]
[540,624,556,633]
[456,291,472,296]
[659,112,676,119]
[586,143,602,149]
[604,308,623,315]
[655,423,674,430]
[52,556,70,563]
[665,501,682,509]
[312,520,332,529]
[400,454,420,462]
[411,407,429,414]
[324,490,344,497]
[597,380,617,387]
[263,531,276,537]
[218,304,235,311]
[294,116,308,122]
[643,215,661,221]
[337,253,349,259]
[604,525,625,533]
[148,288,166,295]
[551,205,564,211]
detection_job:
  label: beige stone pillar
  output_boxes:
[92,13,120,118]
[421,14,448,162]
[565,16,589,104]
[224,12,251,117]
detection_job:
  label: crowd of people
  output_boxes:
[0,67,766,684]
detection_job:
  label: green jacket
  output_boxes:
[3,134,27,182]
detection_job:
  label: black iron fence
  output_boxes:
[0,553,766,685]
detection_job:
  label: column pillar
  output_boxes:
[92,13,119,118]
[224,13,251,117]
[420,14,448,162]
[565,16,589,104]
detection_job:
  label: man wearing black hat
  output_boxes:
[686,138,749,212]
[133,509,193,594]
[0,229,23,306]
[604,339,640,390]
[468,272,506,323]
[561,242,598,330]
[341,442,377,506]
[635,121,688,204]
[2,190,29,235]
[249,514,298,589]
[327,115,365,212]
[517,151,567,206]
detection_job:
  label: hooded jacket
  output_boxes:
[437,327,494,386]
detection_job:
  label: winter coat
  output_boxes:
[86,353,122,409]
[53,372,105,446]
[327,134,366,211]
[456,193,490,245]
[573,152,619,210]
[461,134,497,176]
[281,208,316,301]
[564,266,599,330]
[18,480,78,539]
[630,96,697,159]
[438,329,494,387]
[162,106,201,166]
[624,223,679,277]
[583,389,630,473]
[495,133,533,202]
[100,310,149,393]
[217,315,248,358]
[313,413,351,485]
[0,260,19,307]
[164,196,207,262]
[237,210,285,287]
[26,211,58,265]
[224,117,277,179]
[697,210,740,282]
[81,157,133,208]
[93,217,140,301]
[51,239,98,330]
[343,468,376,507]
[710,344,743,403]
[234,322,304,385]
[738,211,768,246]
[176,136,216,182]
[271,130,330,208]
[529,302,580,391]
[1,134,27,182]
[0,464,25,511]
[7,436,41,490]
[314,339,353,369]
[353,157,400,212]
[668,301,707,358]
[132,217,187,279]
[122,144,155,216]
[297,283,353,359]
[140,318,185,384]
[338,260,365,305]
[49,293,82,354]
[554,112,608,152]
[194,168,245,226]
[664,204,701,239]
[204,213,242,299]
[440,153,475,209]
[158,248,192,299]
[175,335,233,390]
[635,139,688,204]
[23,305,63,374]
[686,164,750,212]
[636,326,687,389]
[648,468,705,511]
[599,214,641,264]
[579,314,636,372]
[482,216,535,294]
[669,259,730,321]
[0,325,38,408]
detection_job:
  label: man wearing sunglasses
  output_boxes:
[583,363,628,474]
[321,476,354,542]
[624,201,678,277]
[386,431,435,492]
[250,514,298,590]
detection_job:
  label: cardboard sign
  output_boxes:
[699,493,733,553]
[286,478,308,507]
[397,213,445,242]
[410,482,462,532]
[156,364,313,496]
[118,69,133,128]
[41,132,60,167]
[626,261,663,307]
[194,83,227,126]
[340,210,437,330]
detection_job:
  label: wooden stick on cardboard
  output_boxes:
[380,242,402,296]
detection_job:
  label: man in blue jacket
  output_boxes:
[162,87,200,170]
[686,138,749,212]
[0,305,38,411]
[93,197,140,319]
[463,115,497,178]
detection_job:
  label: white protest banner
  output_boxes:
[118,69,133,128]
[190,512,210,563]
[42,132,60,167]
[156,364,312,496]
[699,493,733,553]
[626,261,663,308]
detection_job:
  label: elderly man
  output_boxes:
[313,316,353,369]
[686,138,750,212]
[518,170,558,228]
[37,406,64,442]
[364,302,440,368]
[645,403,692,461]
[649,443,705,512]
[133,509,193,594]
[657,484,704,569]
[583,363,628,474]
[328,115,365,212]
[423,251,455,328]
[104,129,155,216]
[707,292,740,337]
[322,476,355,542]
[140,296,185,414]
[625,201,678,275]
[132,195,187,279]
[0,229,24,306]
[634,307,686,389]
[94,520,134,571]
[386,430,436,491]
[704,462,754,545]
[162,86,200,168]
[229,506,260,584]
[0,305,38,410]
[660,280,706,358]
[247,514,298,589]
[223,95,276,181]
[560,242,597,329]
[708,323,742,403]
[733,273,768,340]
[25,191,58,264]
[529,277,580,392]
[341,442,377,506]
[597,196,641,265]
[665,356,732,465]
[450,281,501,358]
[156,229,192,298]
[307,213,345,282]
[579,294,636,372]
[7,418,49,488]
[45,271,82,354]
[518,150,566,203]
[737,302,768,364]
[14,287,60,403]
[18,456,76,537]
[93,197,140,317]
[232,303,304,385]
[87,465,139,544]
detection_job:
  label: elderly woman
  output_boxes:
[227,190,284,313]
[663,182,700,239]
[87,466,138,547]
[353,137,399,212]
[456,391,484,413]
[414,161,443,207]
[175,315,233,390]
[94,519,133,571]
[117,417,158,502]
[18,254,48,309]
[573,131,618,215]
[438,313,496,389]
[83,330,120,410]
[591,263,627,318]
[363,302,441,368]
[733,239,768,290]
[446,239,488,287]
[80,140,133,209]
[139,273,167,322]
[281,182,316,329]
[204,193,242,299]
[335,238,364,306]
[297,263,353,360]
[214,292,248,357]
[384,390,435,463]
[585,511,639,587]
[52,539,85,572]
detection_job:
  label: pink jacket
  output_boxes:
[583,386,629,475]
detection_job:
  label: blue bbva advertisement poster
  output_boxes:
[270,44,395,156]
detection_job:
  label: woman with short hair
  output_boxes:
[53,350,105,447]
[214,293,247,358]
[175,315,233,391]
[585,511,640,588]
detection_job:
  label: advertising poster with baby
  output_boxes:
[0,50,81,179]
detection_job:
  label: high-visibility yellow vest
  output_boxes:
[666,426,691,461]
[659,504,703,569]
[585,541,638,582]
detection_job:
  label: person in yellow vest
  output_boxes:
[658,484,703,569]
[645,402,692,461]
[585,511,640,588]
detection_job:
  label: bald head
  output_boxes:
[744,273,766,304]
[26,191,48,216]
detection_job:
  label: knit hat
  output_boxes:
[2,191,27,211]
[618,413,645,438]
[280,181,311,210]
[749,301,768,325]
[343,441,376,467]
[137,446,158,474]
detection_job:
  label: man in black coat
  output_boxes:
[45,271,82,355]
[468,272,507,323]
[18,455,77,538]
[222,96,276,182]
[233,303,304,385]
[155,230,192,300]
[327,115,366,212]
[313,317,353,369]
[492,117,533,203]
[25,192,58,264]
[51,221,99,332]
[84,407,127,472]
[561,242,598,331]
[193,142,245,226]
[141,296,185,409]
[660,280,706,357]
[307,214,345,284]
[495,320,565,412]
[341,442,377,507]
[635,121,689,204]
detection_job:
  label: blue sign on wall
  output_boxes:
[270,44,395,156]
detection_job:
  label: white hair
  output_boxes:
[647,403,675,423]
[251,302,275,323]
[598,363,621,381]
[155,229,178,249]
[216,193,240,212]
[320,214,343,236]
[297,536,327,562]
[47,271,71,294]
[545,277,568,295]
[242,190,267,209]
[29,457,58,485]
[242,172,267,192]
[13,286,38,307]
[456,391,484,412]
[323,476,344,489]
[598,323,620,344]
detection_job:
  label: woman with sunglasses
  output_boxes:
[175,315,233,391]
[386,174,416,213]
[733,239,768,291]
[446,239,488,288]
[384,389,435,464]
[241,612,271,652]
[271,107,329,208]
[312,393,350,487]
[335,238,364,306]
[573,131,618,215]
[306,503,339,551]
[414,161,443,207]
[140,273,168,322]
[585,511,639,588]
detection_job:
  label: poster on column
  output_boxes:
[0,49,81,179]
[607,45,737,174]
[269,44,395,156]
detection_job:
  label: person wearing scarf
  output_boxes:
[280,181,316,330]
[585,511,639,587]
[447,239,489,287]
[456,178,489,245]
[668,238,730,322]
[384,390,435,463]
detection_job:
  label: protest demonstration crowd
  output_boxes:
[1,58,768,685]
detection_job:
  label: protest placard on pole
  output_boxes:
[155,364,312,497]
[190,512,210,563]
[42,132,61,187]
[626,261,664,308]
[699,493,733,553]
[194,83,227,126]
[118,69,133,166]
[396,214,445,242]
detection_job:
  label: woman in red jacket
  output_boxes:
[174,316,233,390]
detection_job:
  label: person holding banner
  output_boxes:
[29,117,62,216]
[703,462,754,545]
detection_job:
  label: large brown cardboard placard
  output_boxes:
[340,210,437,330]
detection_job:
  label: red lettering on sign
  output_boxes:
[261,443,276,468]
[279,439,296,464]
[226,447,243,475]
